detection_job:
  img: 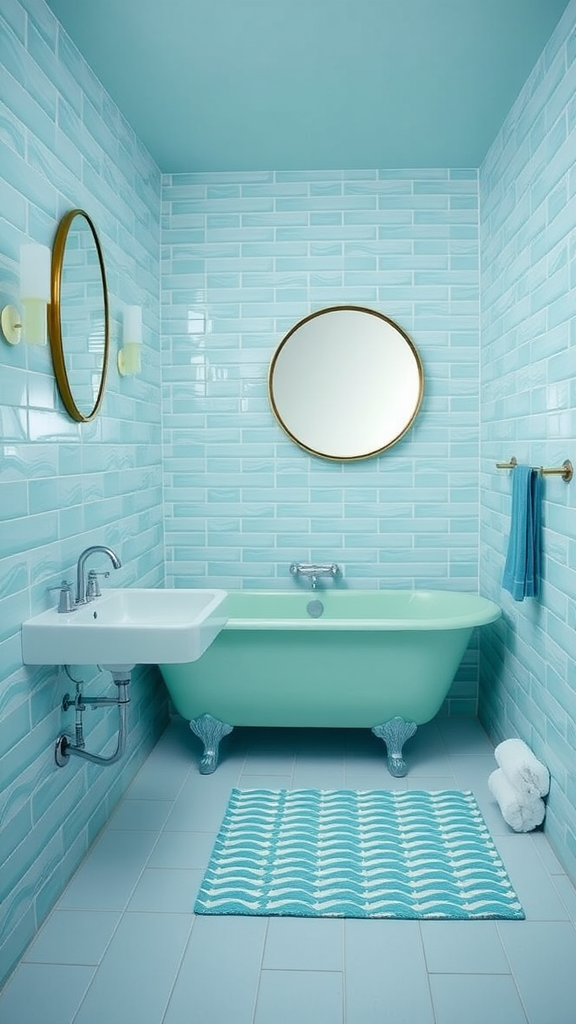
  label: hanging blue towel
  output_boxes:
[502,465,542,601]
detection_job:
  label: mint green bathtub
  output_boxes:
[159,589,501,777]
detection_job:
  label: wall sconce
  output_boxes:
[1,243,51,346]
[118,305,142,376]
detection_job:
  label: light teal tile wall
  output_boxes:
[161,168,481,711]
[0,0,166,986]
[479,2,576,879]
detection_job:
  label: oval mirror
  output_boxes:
[48,209,109,422]
[268,306,424,460]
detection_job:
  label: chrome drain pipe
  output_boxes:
[55,670,131,768]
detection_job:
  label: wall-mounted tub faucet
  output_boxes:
[75,545,121,605]
[290,562,340,589]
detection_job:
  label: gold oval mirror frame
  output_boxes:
[49,209,110,423]
[268,305,424,460]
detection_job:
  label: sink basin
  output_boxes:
[21,588,228,667]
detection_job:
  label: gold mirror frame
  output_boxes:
[268,305,424,461]
[49,209,110,423]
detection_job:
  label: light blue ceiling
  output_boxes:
[44,0,570,173]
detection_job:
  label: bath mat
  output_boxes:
[194,788,524,920]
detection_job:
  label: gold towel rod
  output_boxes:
[495,456,573,482]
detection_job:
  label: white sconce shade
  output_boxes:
[123,305,142,344]
[1,242,51,346]
[20,244,51,300]
[118,305,142,375]
[20,243,51,346]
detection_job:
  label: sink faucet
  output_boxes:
[75,545,121,605]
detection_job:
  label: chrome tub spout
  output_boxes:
[290,563,340,589]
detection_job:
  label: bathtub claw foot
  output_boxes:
[189,713,233,774]
[372,716,418,778]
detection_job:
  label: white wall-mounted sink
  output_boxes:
[21,588,228,667]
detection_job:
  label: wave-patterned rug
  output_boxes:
[194,788,524,919]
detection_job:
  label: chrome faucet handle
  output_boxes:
[290,562,340,577]
[290,563,341,589]
[47,580,75,614]
[86,569,110,600]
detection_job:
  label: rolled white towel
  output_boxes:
[494,738,550,798]
[488,768,546,832]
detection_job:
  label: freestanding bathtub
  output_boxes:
[159,589,501,777]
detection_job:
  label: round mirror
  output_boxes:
[268,306,424,460]
[49,209,109,422]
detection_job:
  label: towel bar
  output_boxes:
[495,456,573,482]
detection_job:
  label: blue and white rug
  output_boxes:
[194,788,524,920]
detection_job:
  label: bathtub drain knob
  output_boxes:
[307,599,324,618]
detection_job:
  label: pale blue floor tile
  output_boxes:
[127,759,192,800]
[125,718,195,788]
[344,920,434,1024]
[164,776,235,832]
[498,921,576,1024]
[241,752,296,775]
[23,910,121,965]
[404,737,453,776]
[406,774,457,790]
[292,741,347,788]
[58,830,158,910]
[344,766,393,786]
[238,737,297,774]
[147,715,195,759]
[238,753,295,774]
[420,920,510,973]
[73,912,192,1024]
[163,916,267,1024]
[292,765,346,788]
[343,753,389,777]
[441,753,496,791]
[148,830,217,869]
[127,867,203,912]
[495,836,570,920]
[529,830,566,874]
[438,716,495,756]
[0,963,95,1024]
[551,875,576,922]
[407,754,455,778]
[263,917,344,970]
[343,770,408,790]
[429,973,528,1024]
[255,969,343,1024]
[107,798,173,830]
[239,773,294,789]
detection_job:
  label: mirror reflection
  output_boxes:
[49,210,109,422]
[268,306,424,460]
